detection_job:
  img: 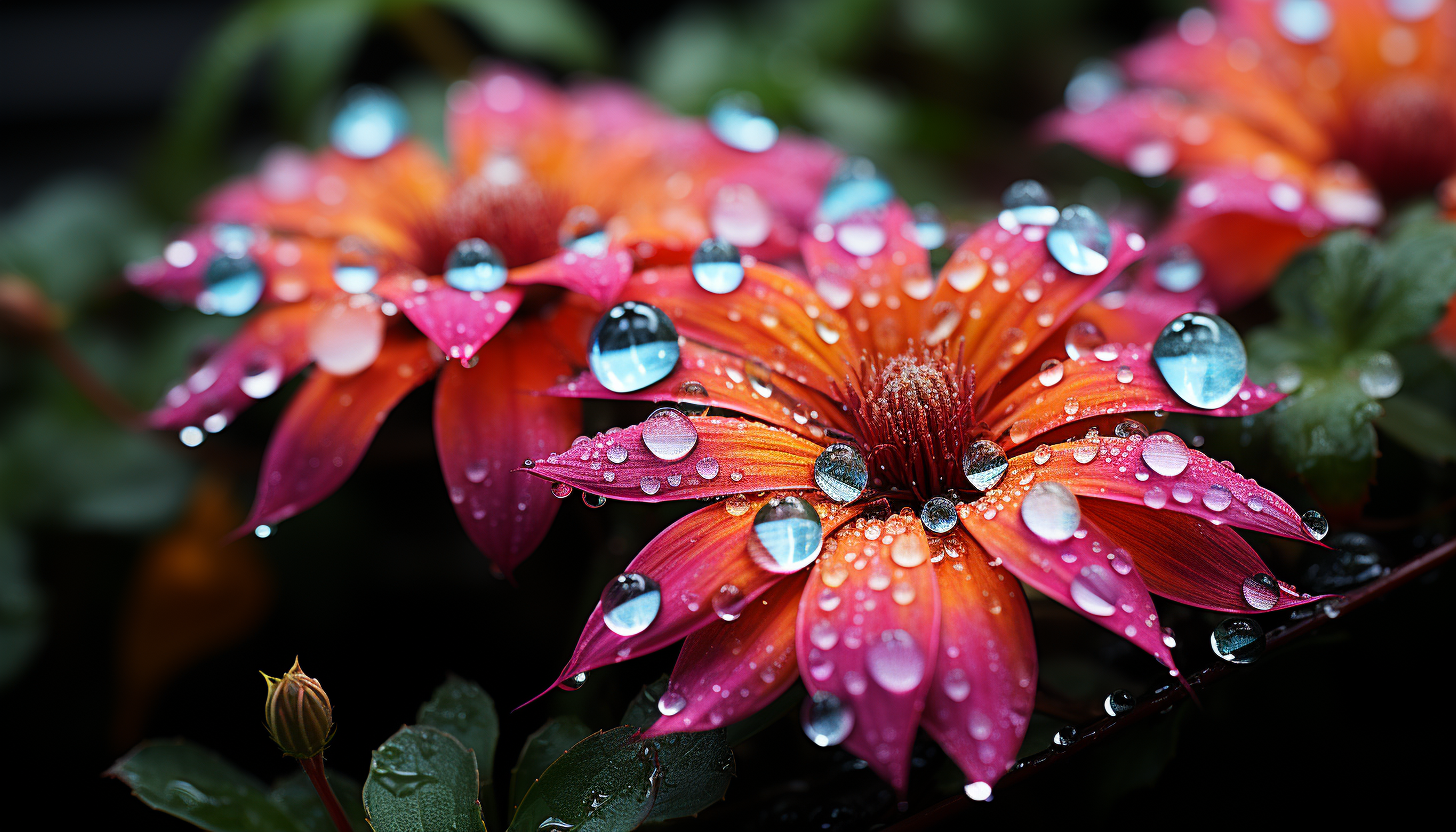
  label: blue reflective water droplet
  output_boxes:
[818,157,894,224]
[813,444,867,503]
[750,495,823,573]
[330,85,409,159]
[1104,689,1135,716]
[559,205,608,256]
[1153,246,1203,293]
[1020,482,1081,543]
[911,202,946,250]
[801,691,854,747]
[1275,0,1333,44]
[690,238,744,294]
[1210,616,1265,663]
[961,440,1008,492]
[1064,59,1124,114]
[332,237,379,294]
[708,92,779,153]
[1046,205,1112,276]
[601,573,661,636]
[589,301,680,393]
[199,253,264,316]
[1001,180,1060,227]
[444,238,508,292]
[1152,312,1247,409]
[920,496,957,535]
[211,223,255,256]
[1301,509,1329,541]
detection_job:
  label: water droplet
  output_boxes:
[818,157,894,224]
[866,629,926,693]
[1357,351,1402,399]
[240,357,284,399]
[724,494,751,516]
[1153,245,1203,292]
[1033,445,1053,465]
[1202,484,1232,512]
[1072,444,1097,464]
[696,457,720,480]
[1020,482,1081,542]
[750,496,823,572]
[1301,509,1329,540]
[444,238,508,292]
[308,297,384,375]
[1046,205,1112,276]
[582,492,607,509]
[640,407,699,461]
[964,782,993,802]
[712,584,748,621]
[1141,433,1190,477]
[254,524,272,539]
[814,443,868,503]
[1052,725,1078,748]
[658,690,687,717]
[1103,689,1136,716]
[962,440,1008,491]
[1001,179,1060,226]
[920,496,958,535]
[332,236,379,294]
[1069,564,1120,617]
[1064,321,1106,360]
[330,85,408,159]
[1038,359,1064,387]
[198,253,264,317]
[1153,312,1247,409]
[911,203,946,250]
[639,476,661,495]
[1387,0,1442,22]
[690,238,744,294]
[1241,572,1280,611]
[1275,0,1333,44]
[1064,58,1124,114]
[708,91,778,152]
[1210,617,1265,663]
[558,671,589,691]
[802,691,854,747]
[835,219,887,256]
[559,205,608,256]
[601,573,662,636]
[1115,420,1149,440]
[589,301,680,393]
[551,482,572,499]
[606,445,629,464]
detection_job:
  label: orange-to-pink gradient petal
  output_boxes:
[373,274,523,365]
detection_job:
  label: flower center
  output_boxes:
[1341,77,1456,198]
[840,345,985,501]
[425,177,566,272]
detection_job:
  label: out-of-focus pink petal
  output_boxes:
[521,414,822,503]
[542,494,860,692]
[373,274,521,365]
[446,65,567,181]
[548,339,851,441]
[988,341,1281,444]
[645,572,807,737]
[920,529,1036,790]
[1082,499,1328,612]
[235,335,440,535]
[1077,280,1206,345]
[1011,434,1318,543]
[796,515,940,794]
[958,491,1176,669]
[434,321,581,577]
[126,227,336,309]
[508,246,635,306]
[150,303,318,431]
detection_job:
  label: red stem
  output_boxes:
[298,755,353,832]
[889,536,1456,830]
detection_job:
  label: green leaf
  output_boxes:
[1377,393,1456,462]
[1363,219,1456,350]
[1269,377,1379,508]
[507,727,658,832]
[0,524,44,688]
[641,729,735,822]
[363,725,486,832]
[441,0,607,68]
[271,0,371,133]
[270,770,369,832]
[509,717,594,815]
[621,675,670,730]
[417,676,500,784]
[106,740,305,832]
[1267,231,1379,355]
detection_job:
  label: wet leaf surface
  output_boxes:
[106,740,304,832]
[363,725,485,832]
[510,717,595,815]
[508,726,658,832]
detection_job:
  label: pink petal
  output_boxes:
[644,572,807,736]
[920,529,1036,790]
[508,246,635,306]
[236,335,439,535]
[796,516,940,793]
[126,227,335,309]
[434,321,581,577]
[520,414,822,503]
[446,65,566,180]
[374,275,522,365]
[150,303,317,431]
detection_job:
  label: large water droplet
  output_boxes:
[710,183,772,248]
[558,671,589,691]
[866,629,927,693]
[1064,321,1106,360]
[1153,246,1203,293]
[911,203,947,250]
[1275,0,1333,44]
[712,584,748,621]
[641,407,698,461]
[750,496,823,573]
[308,297,384,375]
[1301,509,1329,541]
[1140,433,1190,477]
[801,691,854,747]
[1001,180,1060,226]
[920,496,957,535]
[1387,0,1442,22]
[961,440,1008,492]
[814,444,868,503]
[1210,617,1265,663]
[559,206,608,256]
[589,301,680,393]
[444,238,508,292]
[1052,726,1078,748]
[818,157,894,224]
[330,85,409,159]
[198,253,264,317]
[1104,689,1136,716]
[690,238,744,294]
[708,92,778,153]
[332,236,379,294]
[1020,482,1081,542]
[1357,351,1402,399]
[1152,312,1247,409]
[1241,572,1280,611]
[657,690,687,717]
[1115,419,1149,439]
[601,573,662,636]
[964,782,993,802]
[240,356,284,399]
[1069,564,1120,617]
[1046,205,1112,276]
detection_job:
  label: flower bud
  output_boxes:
[261,657,333,759]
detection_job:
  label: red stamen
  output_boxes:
[420,177,567,271]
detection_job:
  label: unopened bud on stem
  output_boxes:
[261,657,334,759]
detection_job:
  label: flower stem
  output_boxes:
[298,755,353,832]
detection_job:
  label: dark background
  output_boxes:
[1,1,1449,828]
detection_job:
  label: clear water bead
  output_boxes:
[708,92,778,153]
[964,782,993,802]
[690,238,745,294]
[1357,351,1402,399]
[1275,0,1333,44]
[444,238,508,292]
[1047,205,1112,276]
[911,203,947,250]
[657,690,687,717]
[330,85,409,159]
[1153,312,1247,409]
[814,444,868,503]
[589,301,680,393]
[866,629,927,693]
[712,584,748,621]
[1241,572,1280,611]
[1153,246,1203,293]
[1052,726,1078,748]
[961,440,1008,492]
[1114,419,1149,439]
[641,407,698,461]
[818,157,894,224]
[1020,482,1081,543]
[559,205,608,256]
[1064,321,1106,360]
[920,496,958,535]
[1141,433,1190,477]
[750,496,824,573]
[1210,617,1266,664]
[1001,179,1060,226]
[1069,564,1120,617]
[199,253,264,317]
[1104,689,1136,716]
[332,237,379,294]
[802,691,854,747]
[557,671,589,691]
[601,573,662,636]
[1301,509,1329,541]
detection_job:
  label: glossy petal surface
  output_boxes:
[509,246,636,306]
[374,275,522,364]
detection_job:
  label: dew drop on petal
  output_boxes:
[696,456,720,480]
[1153,245,1203,293]
[240,357,284,399]
[198,253,264,317]
[1033,445,1053,465]
[1001,179,1060,226]
[690,238,745,294]
[444,238,508,292]
[332,236,380,294]
[1020,482,1081,543]
[1072,444,1097,464]
[708,91,778,153]
[1275,0,1333,44]
[712,584,748,621]
[1104,689,1136,716]
[641,407,699,461]
[1202,484,1232,512]
[607,445,629,464]
[1357,351,1402,399]
[1069,564,1121,617]
[920,496,958,535]
[802,691,854,747]
[1038,359,1064,386]
[1153,312,1247,409]
[1046,205,1112,276]
[866,629,927,693]
[814,443,869,502]
[961,440,1008,491]
[818,157,894,223]
[308,297,385,375]
[1141,433,1190,477]
[589,301,680,393]
[329,85,409,159]
[750,496,823,572]
[1241,572,1280,611]
[557,672,589,691]
[657,690,687,716]
[964,782,993,802]
[1301,509,1329,541]
[1064,321,1106,360]
[1114,419,1149,439]
[601,573,661,636]
[551,482,572,499]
